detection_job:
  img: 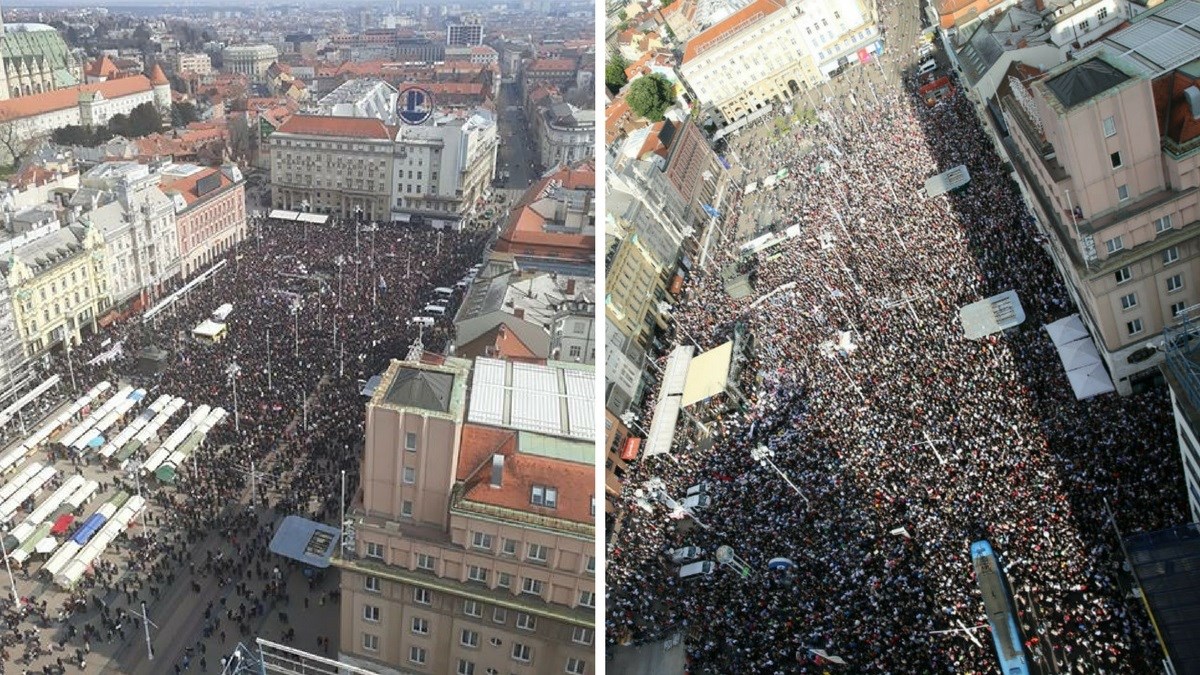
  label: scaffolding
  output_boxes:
[1162,306,1200,412]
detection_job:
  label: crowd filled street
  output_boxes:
[605,5,1184,674]
[0,218,487,674]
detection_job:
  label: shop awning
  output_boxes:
[620,437,641,462]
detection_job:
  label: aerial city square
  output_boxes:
[0,0,598,674]
[604,0,1200,672]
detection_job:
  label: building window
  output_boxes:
[498,572,512,589]
[405,431,417,451]
[1155,215,1173,234]
[464,600,483,617]
[414,587,432,605]
[366,542,384,559]
[363,605,380,622]
[1110,151,1122,169]
[1168,274,1184,293]
[417,553,436,571]
[362,633,379,652]
[1117,184,1130,201]
[1079,18,1090,31]
[515,612,537,631]
[1127,318,1144,335]
[402,500,413,518]
[1115,266,1131,284]
[501,538,517,556]
[586,556,595,574]
[1098,6,1108,19]
[511,643,532,663]
[1105,236,1124,254]
[572,627,594,645]
[364,575,381,593]
[531,485,557,508]
[1120,293,1138,310]
[579,590,595,608]
[566,658,587,675]
[403,467,416,484]
[1103,116,1117,137]
[527,543,549,563]
[521,578,544,596]
[1164,247,1180,265]
[1173,301,1187,317]
[457,660,475,675]
[411,616,429,635]
[471,532,493,551]
[468,565,489,584]
[461,629,480,648]
[409,646,427,665]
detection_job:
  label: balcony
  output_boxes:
[1163,317,1200,432]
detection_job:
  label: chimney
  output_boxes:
[514,308,525,319]
[490,454,504,488]
[1035,0,1045,10]
[565,279,575,294]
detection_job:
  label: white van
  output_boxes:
[679,561,715,579]
[918,59,938,75]
[919,43,935,58]
[410,317,435,327]
[682,494,712,510]
[424,305,446,315]
[433,287,454,296]
[686,483,710,497]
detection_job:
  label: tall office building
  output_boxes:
[447,19,484,47]
[336,353,596,675]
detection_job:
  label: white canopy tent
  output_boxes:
[1045,314,1089,348]
[959,290,1026,339]
[1065,362,1116,399]
[1045,313,1115,400]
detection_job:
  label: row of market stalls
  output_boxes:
[0,377,225,587]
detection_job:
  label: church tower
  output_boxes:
[149,63,171,113]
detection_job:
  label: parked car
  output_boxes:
[682,494,712,510]
[670,546,703,564]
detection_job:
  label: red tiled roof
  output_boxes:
[682,0,786,64]
[149,64,169,86]
[85,55,119,79]
[528,58,576,72]
[455,424,593,525]
[275,114,394,139]
[0,76,152,121]
[160,167,235,207]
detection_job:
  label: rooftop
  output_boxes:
[682,0,786,64]
[1076,0,1200,76]
[371,357,471,419]
[274,114,395,140]
[1044,56,1131,107]
[1124,523,1200,674]
[0,76,152,121]
[466,357,594,442]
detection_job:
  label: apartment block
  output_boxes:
[1002,46,1200,394]
[336,354,595,675]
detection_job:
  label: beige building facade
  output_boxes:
[221,44,279,81]
[1003,52,1200,394]
[337,355,595,675]
[1,223,109,357]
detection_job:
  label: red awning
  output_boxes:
[50,514,74,536]
[620,437,642,462]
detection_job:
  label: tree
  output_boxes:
[171,101,200,127]
[51,125,93,146]
[125,102,163,137]
[626,74,675,122]
[605,55,629,93]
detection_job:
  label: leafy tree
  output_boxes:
[626,73,675,122]
[171,101,200,127]
[108,113,130,137]
[605,54,629,93]
[51,125,93,146]
[126,102,164,137]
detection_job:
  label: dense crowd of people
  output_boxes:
[607,21,1183,675]
[0,217,487,673]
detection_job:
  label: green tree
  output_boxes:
[107,113,130,137]
[51,125,93,146]
[626,74,675,122]
[125,102,163,137]
[171,101,200,127]
[605,54,629,93]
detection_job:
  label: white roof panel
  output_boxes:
[467,357,594,441]
[510,363,561,436]
[563,369,594,441]
[467,358,506,426]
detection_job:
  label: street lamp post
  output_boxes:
[226,362,241,433]
[0,534,19,605]
[750,445,809,506]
